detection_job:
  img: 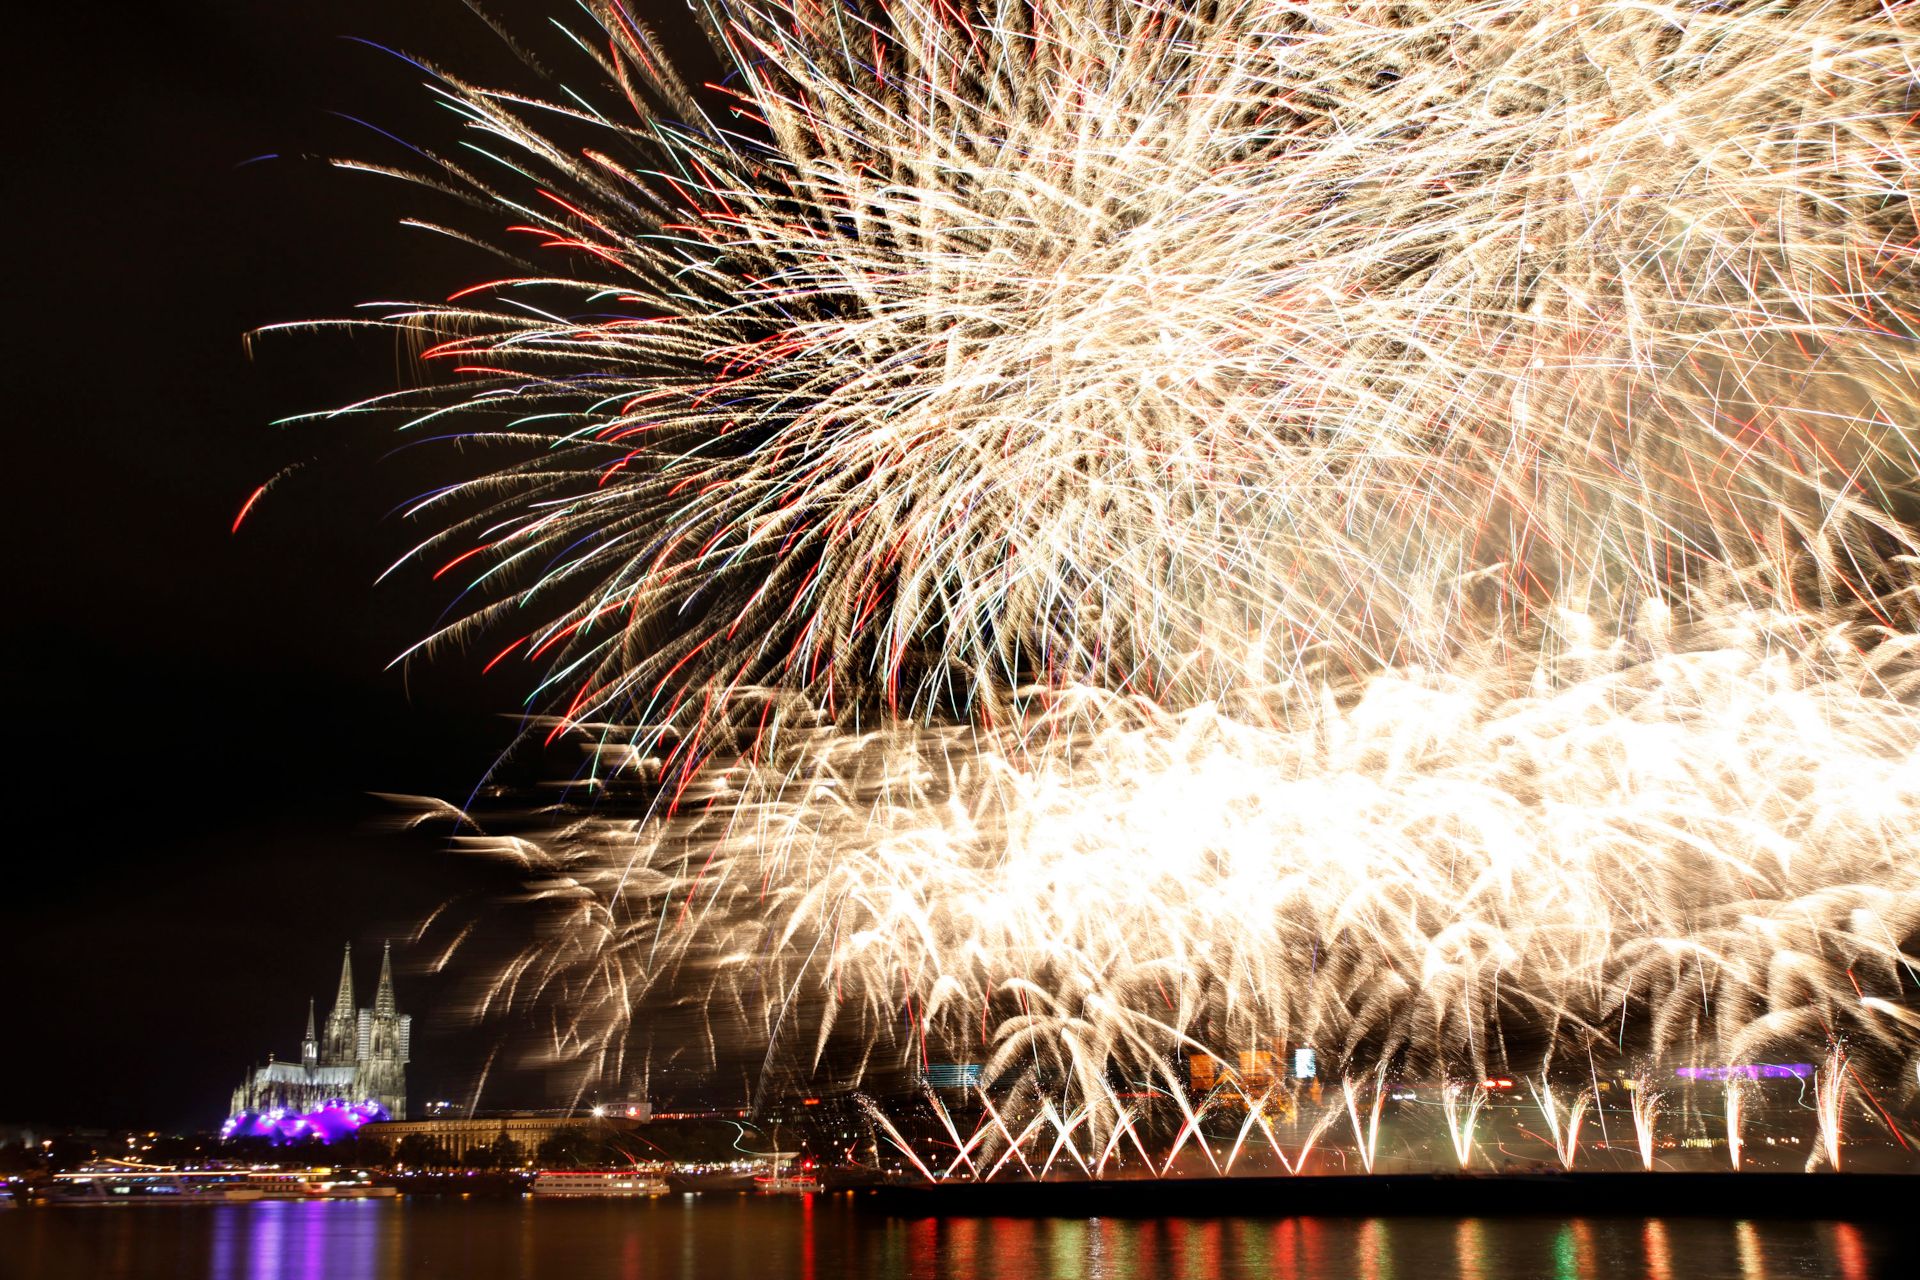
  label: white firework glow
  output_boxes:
[295,0,1920,1160]
[432,607,1920,1145]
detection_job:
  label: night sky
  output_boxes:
[8,1,713,1130]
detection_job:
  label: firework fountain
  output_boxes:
[1815,1046,1850,1171]
[1629,1075,1665,1172]
[1342,1076,1388,1174]
[1442,1081,1487,1170]
[1726,1079,1748,1172]
[1531,1079,1591,1170]
[281,0,1920,1175]
[1223,1089,1294,1174]
[1289,1106,1341,1177]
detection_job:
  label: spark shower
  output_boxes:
[283,0,1920,1167]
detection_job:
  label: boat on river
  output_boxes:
[41,1167,264,1205]
[529,1170,670,1197]
[38,1163,396,1205]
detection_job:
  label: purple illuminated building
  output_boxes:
[1673,1063,1814,1082]
[221,1099,388,1143]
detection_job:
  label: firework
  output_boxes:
[1726,1077,1747,1171]
[1223,1089,1294,1174]
[1629,1074,1665,1171]
[1290,1105,1342,1176]
[421,613,1919,1120]
[1814,1045,1849,1171]
[1343,1074,1388,1173]
[295,0,1920,1162]
[1442,1080,1487,1170]
[1531,1077,1590,1170]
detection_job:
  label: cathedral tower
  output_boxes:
[356,942,411,1119]
[321,944,358,1066]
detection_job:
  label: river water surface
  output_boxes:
[0,1195,1907,1279]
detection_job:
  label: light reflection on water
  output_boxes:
[0,1197,1904,1280]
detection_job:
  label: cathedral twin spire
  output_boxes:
[319,941,400,1063]
[230,940,411,1124]
[322,943,360,1065]
[334,944,357,1014]
[374,940,398,1018]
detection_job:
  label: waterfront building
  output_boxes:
[228,943,411,1126]
[1187,1044,1317,1093]
[363,1113,639,1162]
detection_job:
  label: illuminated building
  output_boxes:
[227,942,411,1131]
[363,1113,640,1162]
[922,1063,984,1091]
[1189,1045,1318,1093]
[1185,1047,1306,1118]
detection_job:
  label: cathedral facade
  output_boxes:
[229,942,411,1123]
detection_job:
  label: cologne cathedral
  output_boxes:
[229,942,411,1123]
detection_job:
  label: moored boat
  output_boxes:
[529,1170,670,1197]
[41,1169,265,1205]
[753,1170,823,1195]
[245,1172,398,1199]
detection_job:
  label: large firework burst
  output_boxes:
[290,0,1920,1135]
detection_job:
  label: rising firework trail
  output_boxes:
[283,0,1920,1163]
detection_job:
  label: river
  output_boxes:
[0,1195,1906,1279]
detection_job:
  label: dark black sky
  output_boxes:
[7,1,712,1130]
